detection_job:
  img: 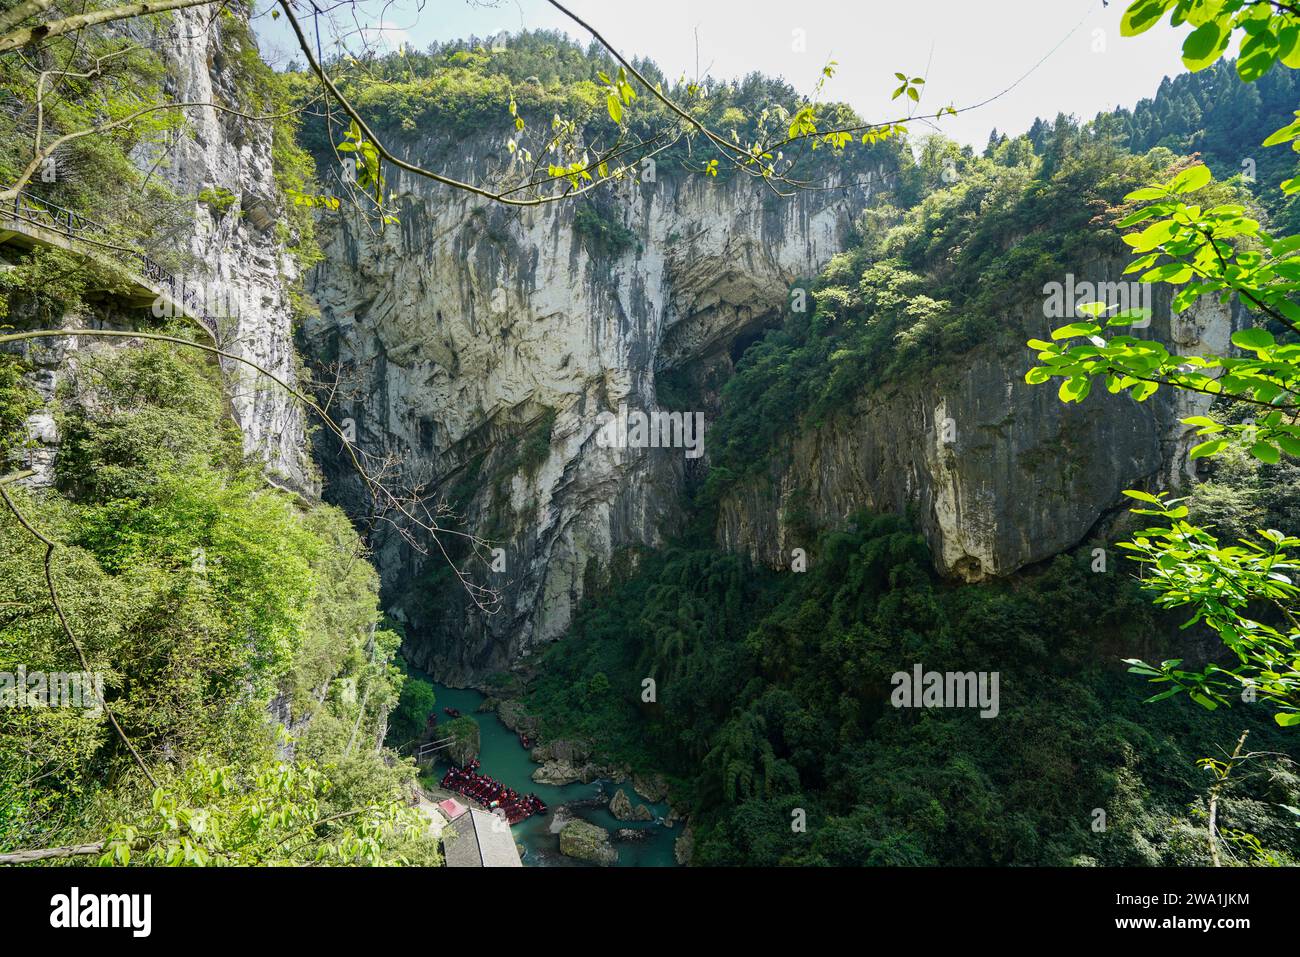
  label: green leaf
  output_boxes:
[1131,380,1158,402]
[1059,376,1091,403]
[1281,24,1300,69]
[1141,262,1194,283]
[1123,489,1161,504]
[1181,20,1228,71]
[1189,438,1228,459]
[1126,218,1179,252]
[1167,164,1211,194]
[1121,0,1173,37]
[1050,322,1102,340]
[606,93,623,123]
[1238,30,1281,82]
[1181,415,1223,433]
[1250,441,1281,464]
[1231,328,1276,351]
[1124,186,1167,202]
[1264,119,1300,148]
[1275,712,1300,727]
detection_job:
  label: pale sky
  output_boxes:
[253,0,1192,147]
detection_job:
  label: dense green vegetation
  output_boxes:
[387,660,438,749]
[522,38,1300,866]
[527,513,1299,865]
[1080,59,1300,226]
[703,54,1298,497]
[703,137,1185,495]
[0,331,433,864]
[294,29,903,184]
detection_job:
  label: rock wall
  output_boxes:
[5,7,312,493]
[716,261,1241,580]
[301,134,872,682]
[151,7,314,493]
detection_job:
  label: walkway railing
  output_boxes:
[3,190,219,340]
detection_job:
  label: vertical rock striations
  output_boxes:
[301,136,868,681]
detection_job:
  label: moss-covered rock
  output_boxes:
[559,819,618,866]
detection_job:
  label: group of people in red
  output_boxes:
[440,759,547,825]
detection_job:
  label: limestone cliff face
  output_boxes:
[298,144,1244,684]
[716,263,1241,581]
[152,8,314,493]
[6,9,312,493]
[300,135,870,682]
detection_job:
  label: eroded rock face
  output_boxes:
[301,136,870,682]
[6,10,311,493]
[155,8,314,494]
[301,136,1241,680]
[716,269,1241,580]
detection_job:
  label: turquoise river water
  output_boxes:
[426,682,678,867]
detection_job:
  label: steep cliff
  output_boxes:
[151,7,315,494]
[301,133,872,681]
[300,142,1247,679]
[716,266,1240,581]
[4,7,312,494]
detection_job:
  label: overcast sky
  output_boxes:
[253,0,1193,147]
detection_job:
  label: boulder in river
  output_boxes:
[614,828,649,842]
[496,699,541,736]
[548,738,592,766]
[609,788,634,820]
[532,760,582,786]
[610,788,656,822]
[441,716,480,767]
[559,820,618,866]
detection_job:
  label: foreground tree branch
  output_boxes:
[0,0,219,54]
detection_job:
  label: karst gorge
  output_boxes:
[1,0,1299,914]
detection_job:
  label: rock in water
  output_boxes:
[559,820,618,866]
[610,787,656,821]
[609,787,633,820]
[442,717,480,767]
[532,760,582,786]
